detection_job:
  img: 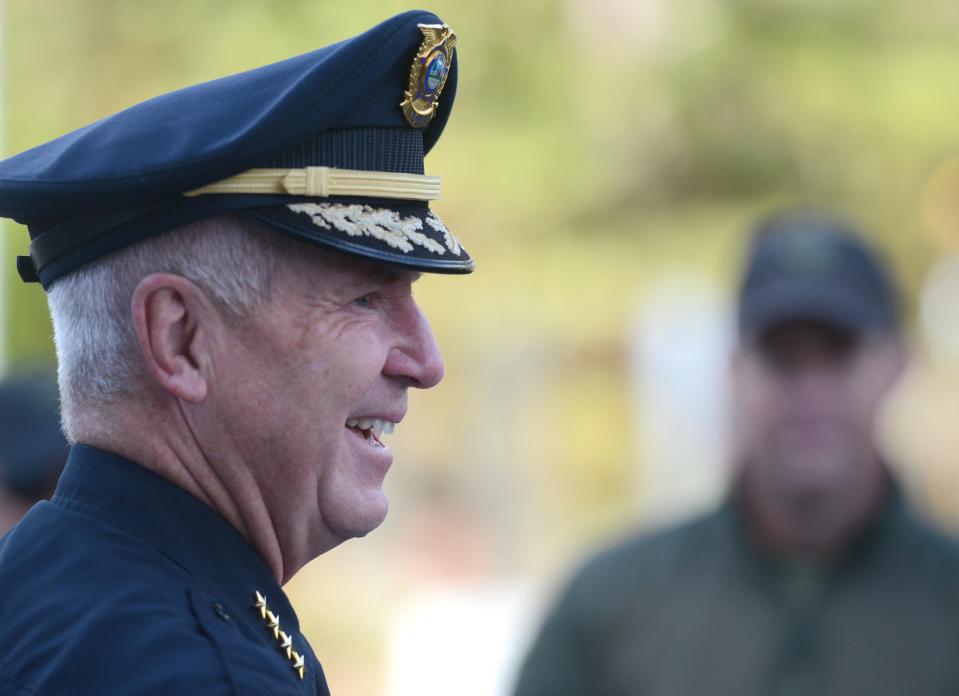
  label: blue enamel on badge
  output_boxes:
[400,24,457,129]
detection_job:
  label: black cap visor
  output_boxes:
[739,280,896,339]
[244,197,474,274]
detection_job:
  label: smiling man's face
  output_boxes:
[211,241,445,563]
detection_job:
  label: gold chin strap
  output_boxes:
[183,166,441,201]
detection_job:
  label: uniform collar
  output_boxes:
[51,443,299,630]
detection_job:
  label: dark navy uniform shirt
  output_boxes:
[0,444,331,695]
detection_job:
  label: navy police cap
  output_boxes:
[0,9,473,289]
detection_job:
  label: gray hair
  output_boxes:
[47,214,290,441]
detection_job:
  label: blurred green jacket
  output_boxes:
[514,486,959,696]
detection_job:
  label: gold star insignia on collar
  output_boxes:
[292,651,305,680]
[266,610,281,639]
[278,630,293,659]
[253,589,305,680]
[253,590,268,620]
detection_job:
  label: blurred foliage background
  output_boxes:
[6,1,959,694]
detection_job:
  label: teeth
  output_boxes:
[345,417,397,438]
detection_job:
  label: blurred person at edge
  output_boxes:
[514,210,959,696]
[0,373,68,536]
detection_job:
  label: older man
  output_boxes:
[514,211,959,696]
[0,11,470,694]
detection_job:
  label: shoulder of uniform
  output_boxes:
[3,497,186,577]
[0,669,37,695]
[2,581,312,694]
[0,584,235,694]
[0,507,311,693]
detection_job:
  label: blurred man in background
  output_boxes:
[0,372,68,536]
[514,210,959,696]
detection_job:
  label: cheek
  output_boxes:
[731,380,771,457]
[735,372,779,425]
[301,327,391,407]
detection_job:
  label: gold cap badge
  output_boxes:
[400,24,457,129]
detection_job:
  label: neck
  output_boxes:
[735,458,890,565]
[74,398,290,584]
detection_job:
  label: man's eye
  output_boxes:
[352,295,374,308]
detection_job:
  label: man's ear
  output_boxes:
[131,273,221,403]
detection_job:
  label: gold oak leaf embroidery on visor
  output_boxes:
[424,213,462,256]
[287,203,462,256]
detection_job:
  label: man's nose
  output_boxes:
[383,302,445,389]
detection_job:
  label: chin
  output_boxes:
[778,448,845,490]
[326,493,390,540]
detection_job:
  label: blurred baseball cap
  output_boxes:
[738,209,900,339]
